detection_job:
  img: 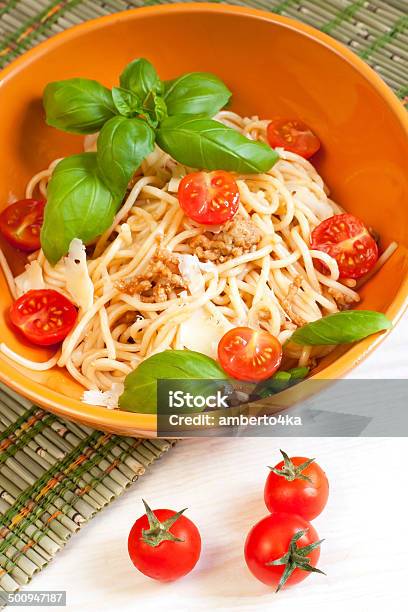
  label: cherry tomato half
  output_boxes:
[10,289,77,346]
[244,512,323,591]
[128,501,201,582]
[310,213,378,279]
[178,170,240,225]
[0,199,45,251]
[218,327,282,382]
[267,119,321,159]
[264,450,329,521]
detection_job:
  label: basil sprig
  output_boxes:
[41,57,279,263]
[289,311,392,346]
[119,349,228,413]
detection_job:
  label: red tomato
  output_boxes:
[267,119,321,159]
[0,199,45,251]
[244,512,324,591]
[9,289,77,346]
[178,170,240,225]
[310,213,378,279]
[128,501,201,582]
[218,327,282,382]
[264,450,329,520]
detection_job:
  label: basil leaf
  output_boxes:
[111,87,143,117]
[164,72,231,116]
[119,349,228,413]
[148,92,168,127]
[156,115,279,173]
[97,116,155,196]
[43,79,116,134]
[119,58,162,101]
[41,153,119,264]
[289,311,392,346]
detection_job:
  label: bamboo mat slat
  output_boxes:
[0,0,407,598]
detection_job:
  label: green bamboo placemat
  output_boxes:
[0,0,407,599]
[0,1,407,100]
[0,383,174,594]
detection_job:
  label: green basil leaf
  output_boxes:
[289,311,392,346]
[164,72,231,116]
[149,93,168,126]
[156,115,279,173]
[43,79,116,134]
[119,58,162,101]
[111,87,143,117]
[119,349,228,413]
[41,153,119,264]
[97,116,155,196]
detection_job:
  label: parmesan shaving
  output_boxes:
[176,255,227,356]
[14,261,45,297]
[177,254,217,295]
[64,239,94,311]
[178,308,233,359]
[177,254,205,295]
[81,383,124,409]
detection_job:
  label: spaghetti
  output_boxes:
[1,111,392,393]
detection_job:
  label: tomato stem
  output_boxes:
[140,500,187,547]
[268,450,314,483]
[266,529,325,592]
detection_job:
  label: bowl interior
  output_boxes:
[0,4,408,434]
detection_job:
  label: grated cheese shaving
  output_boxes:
[64,239,94,311]
[14,261,45,297]
[81,383,124,409]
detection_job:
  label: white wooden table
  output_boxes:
[25,315,408,611]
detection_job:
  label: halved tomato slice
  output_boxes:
[0,199,45,251]
[178,171,240,225]
[10,289,77,346]
[267,119,320,159]
[218,327,282,382]
[311,213,378,279]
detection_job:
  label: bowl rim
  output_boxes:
[0,1,408,435]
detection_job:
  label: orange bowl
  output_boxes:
[0,3,408,436]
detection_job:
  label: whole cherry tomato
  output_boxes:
[128,500,201,582]
[264,450,329,520]
[245,512,324,591]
